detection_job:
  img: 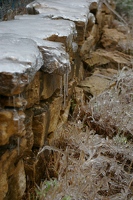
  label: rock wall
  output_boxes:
[0,0,117,199]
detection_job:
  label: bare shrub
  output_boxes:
[36,119,133,200]
[85,67,133,136]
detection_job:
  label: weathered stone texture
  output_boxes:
[0,110,25,146]
[6,160,26,200]
[32,104,50,147]
[0,149,18,198]
[101,27,126,49]
[40,73,61,100]
[96,2,114,29]
[0,95,27,108]
[80,24,100,60]
[0,173,8,200]
[74,87,85,105]
[24,72,40,109]
[48,95,63,133]
[79,68,117,96]
[24,109,34,151]
[83,49,132,68]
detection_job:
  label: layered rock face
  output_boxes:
[1,0,132,199]
[80,0,133,99]
[0,0,99,199]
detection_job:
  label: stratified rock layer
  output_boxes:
[83,49,132,68]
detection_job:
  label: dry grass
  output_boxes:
[35,116,133,200]
[86,67,133,136]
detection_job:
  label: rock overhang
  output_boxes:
[0,35,43,96]
[26,0,99,44]
[0,22,72,95]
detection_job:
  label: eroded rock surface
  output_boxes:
[0,109,25,146]
[81,25,133,69]
[79,68,117,96]
[32,104,49,147]
[7,160,26,200]
[101,27,127,50]
[83,49,132,68]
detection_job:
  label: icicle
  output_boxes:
[66,70,69,97]
[17,137,20,155]
[63,73,66,108]
[13,110,19,121]
[63,70,69,107]
[22,73,29,88]
[13,96,19,121]
[13,109,21,156]
[18,93,21,101]
[11,73,18,95]
[13,96,19,122]
[18,93,23,109]
[13,95,16,111]
[8,96,11,106]
[60,75,63,96]
[13,95,21,155]
[17,112,20,132]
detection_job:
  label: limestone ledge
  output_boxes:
[0,17,76,51]
[0,34,71,96]
[26,0,99,45]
